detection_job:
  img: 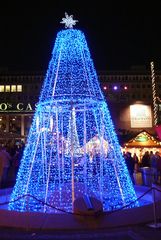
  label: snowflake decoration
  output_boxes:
[60,12,78,29]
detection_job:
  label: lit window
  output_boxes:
[17,85,22,92]
[11,85,16,92]
[0,85,4,92]
[6,85,10,92]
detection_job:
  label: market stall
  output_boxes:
[121,130,161,163]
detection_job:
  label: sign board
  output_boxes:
[130,104,152,128]
[0,102,36,112]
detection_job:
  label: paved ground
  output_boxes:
[0,223,161,240]
[1,170,161,239]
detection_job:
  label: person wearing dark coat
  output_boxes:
[141,151,150,167]
[124,152,135,184]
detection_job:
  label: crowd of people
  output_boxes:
[1,140,161,189]
[0,142,25,188]
[123,150,161,185]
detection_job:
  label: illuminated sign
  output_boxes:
[0,103,36,112]
[135,135,148,142]
[130,104,152,128]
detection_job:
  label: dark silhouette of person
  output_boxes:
[141,151,150,167]
[125,152,135,184]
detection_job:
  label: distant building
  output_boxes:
[0,66,160,144]
[99,65,161,139]
[0,69,44,144]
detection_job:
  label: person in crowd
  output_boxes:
[0,145,12,188]
[12,150,21,178]
[150,151,159,184]
[13,142,25,177]
[133,153,139,172]
[150,151,155,164]
[157,152,161,185]
[123,151,126,159]
[141,151,150,167]
[124,152,135,184]
[0,147,3,187]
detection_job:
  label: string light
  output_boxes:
[8,25,139,213]
[151,61,157,126]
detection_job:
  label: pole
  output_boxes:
[150,61,158,126]
[147,186,161,228]
[152,187,157,227]
[71,107,75,210]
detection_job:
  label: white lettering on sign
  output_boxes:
[17,103,24,110]
[0,103,8,110]
[0,102,35,112]
[26,103,32,111]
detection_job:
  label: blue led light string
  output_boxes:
[8,27,139,213]
[101,103,123,199]
[99,108,105,202]
[91,105,102,200]
[83,103,87,194]
[102,102,138,207]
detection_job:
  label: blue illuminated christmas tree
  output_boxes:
[8,13,139,213]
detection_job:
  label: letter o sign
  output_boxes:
[0,103,7,110]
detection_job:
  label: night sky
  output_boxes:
[0,1,161,72]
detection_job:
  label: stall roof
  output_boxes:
[123,130,161,148]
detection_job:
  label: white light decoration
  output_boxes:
[60,12,78,29]
[8,16,139,213]
[36,116,39,133]
[50,116,53,131]
[150,61,158,126]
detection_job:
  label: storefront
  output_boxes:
[122,130,161,163]
[0,102,35,144]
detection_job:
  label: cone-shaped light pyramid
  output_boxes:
[9,13,139,213]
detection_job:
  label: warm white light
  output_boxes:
[150,61,157,126]
[11,85,16,92]
[5,85,10,92]
[17,85,22,92]
[0,85,4,92]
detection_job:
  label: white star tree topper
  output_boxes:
[60,12,78,29]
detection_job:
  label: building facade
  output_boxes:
[0,70,43,144]
[99,65,161,139]
[0,66,160,144]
